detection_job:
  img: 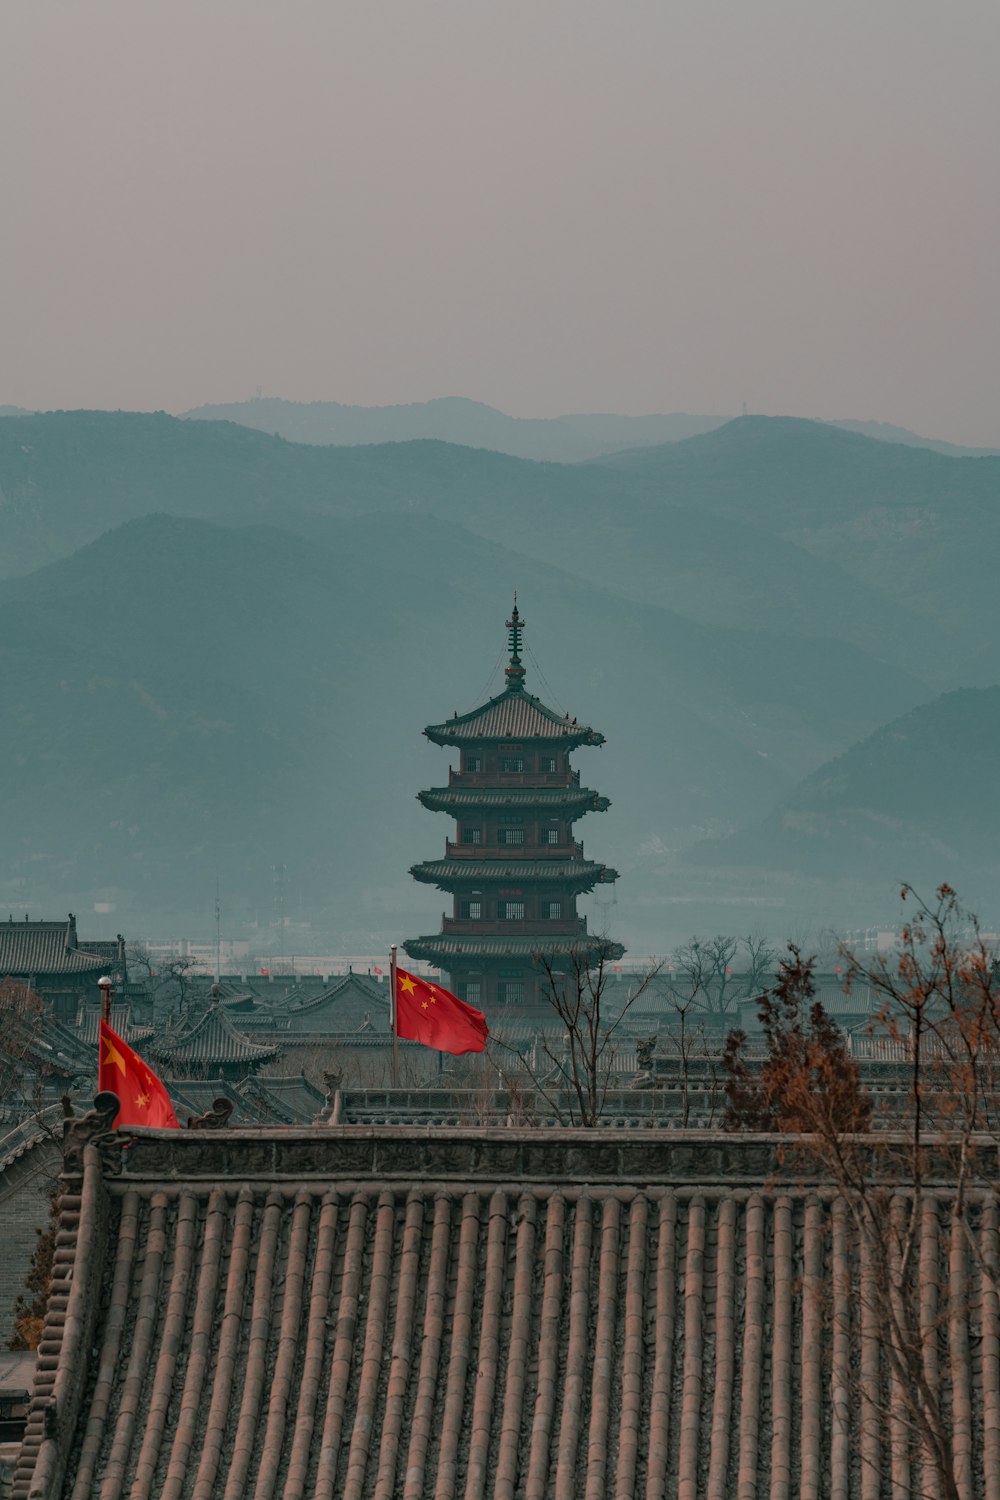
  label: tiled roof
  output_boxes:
[403,933,626,961]
[418,787,610,814]
[425,689,605,747]
[237,1073,328,1124]
[152,1003,278,1066]
[0,919,106,976]
[73,1005,153,1047]
[14,1128,998,1500]
[410,858,618,888]
[283,973,390,1034]
[14,1015,97,1081]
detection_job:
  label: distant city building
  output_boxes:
[404,603,623,1007]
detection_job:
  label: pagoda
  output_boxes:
[404,602,624,1008]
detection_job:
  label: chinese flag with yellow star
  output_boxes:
[99,1019,179,1128]
[394,966,489,1054]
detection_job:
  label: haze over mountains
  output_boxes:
[1,409,997,949]
[179,396,1000,463]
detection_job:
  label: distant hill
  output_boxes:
[0,405,30,417]
[179,396,729,461]
[179,395,997,462]
[830,419,999,458]
[592,416,1000,670]
[1,409,992,683]
[686,687,1000,910]
[0,510,927,949]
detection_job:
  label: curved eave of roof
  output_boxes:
[0,947,107,976]
[403,934,626,961]
[152,1007,279,1064]
[287,975,386,1016]
[409,859,619,890]
[424,689,605,747]
[417,788,611,814]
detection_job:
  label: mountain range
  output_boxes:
[177,396,1000,463]
[0,409,996,948]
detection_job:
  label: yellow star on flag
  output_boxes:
[399,973,416,994]
[102,1037,127,1076]
[135,1092,151,1109]
[421,1000,429,1010]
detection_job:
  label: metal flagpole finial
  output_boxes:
[98,974,113,1023]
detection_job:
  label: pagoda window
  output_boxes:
[501,756,525,773]
[465,755,482,773]
[499,979,525,1004]
[459,900,482,920]
[545,827,560,845]
[463,826,482,845]
[544,901,563,919]
[500,901,525,921]
[499,828,525,846]
[543,756,558,773]
[464,981,482,1005]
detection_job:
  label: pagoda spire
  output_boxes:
[504,595,526,693]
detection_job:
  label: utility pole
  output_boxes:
[273,862,287,964]
[214,875,222,984]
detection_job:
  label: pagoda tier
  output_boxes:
[403,602,625,1009]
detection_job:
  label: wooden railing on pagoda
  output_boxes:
[440,914,589,937]
[444,839,586,859]
[447,767,581,788]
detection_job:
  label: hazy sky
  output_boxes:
[3,1,998,443]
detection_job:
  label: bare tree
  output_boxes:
[526,941,664,1126]
[724,888,1000,1500]
[0,981,50,1122]
[667,932,776,1017]
[128,944,201,1021]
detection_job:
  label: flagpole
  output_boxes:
[390,943,399,1088]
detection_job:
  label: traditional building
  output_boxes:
[0,916,125,1020]
[405,604,623,1008]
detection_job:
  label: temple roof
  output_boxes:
[283,971,390,1033]
[0,917,107,977]
[425,689,605,747]
[403,932,626,961]
[14,1126,997,1500]
[418,786,610,814]
[73,1005,153,1047]
[409,858,619,889]
[151,1002,279,1067]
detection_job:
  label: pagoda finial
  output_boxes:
[504,595,526,693]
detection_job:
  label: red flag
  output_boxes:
[99,1020,179,1129]
[394,966,488,1055]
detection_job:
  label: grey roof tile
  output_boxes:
[425,689,604,746]
[13,1127,996,1500]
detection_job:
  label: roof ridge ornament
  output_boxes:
[504,596,526,694]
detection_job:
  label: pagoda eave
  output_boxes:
[403,933,626,963]
[423,688,605,750]
[417,788,611,816]
[409,859,619,892]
